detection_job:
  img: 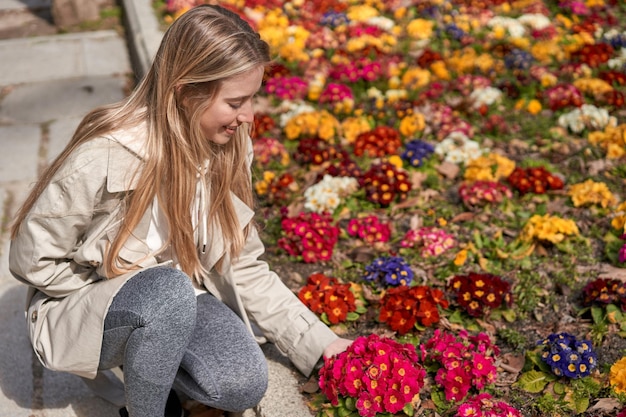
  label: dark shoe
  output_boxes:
[118,390,185,417]
[165,389,186,417]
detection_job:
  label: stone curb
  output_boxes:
[120,0,162,80]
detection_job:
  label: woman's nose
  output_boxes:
[237,102,255,123]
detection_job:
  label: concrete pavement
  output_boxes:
[0,0,313,416]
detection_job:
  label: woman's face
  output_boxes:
[199,66,264,145]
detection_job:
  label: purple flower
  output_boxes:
[401,140,435,167]
[538,332,597,378]
[364,256,414,287]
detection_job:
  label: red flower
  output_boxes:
[379,285,449,334]
[297,273,357,324]
[448,272,513,317]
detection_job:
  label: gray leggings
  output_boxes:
[99,266,268,416]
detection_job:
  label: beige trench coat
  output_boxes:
[9,130,338,380]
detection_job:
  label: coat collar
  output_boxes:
[103,128,255,271]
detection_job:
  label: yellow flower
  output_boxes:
[520,214,580,244]
[401,67,431,90]
[406,18,434,40]
[611,202,626,232]
[388,155,403,169]
[464,153,516,182]
[454,249,468,266]
[399,113,426,137]
[568,179,617,208]
[610,356,626,394]
[573,78,613,96]
[430,61,450,80]
[527,99,542,115]
[531,41,565,64]
[345,4,379,22]
[283,110,340,141]
[587,124,626,159]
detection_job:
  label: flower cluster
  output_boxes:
[297,273,357,324]
[363,256,414,287]
[568,179,618,208]
[434,132,483,165]
[346,215,391,244]
[401,139,434,167]
[459,180,513,208]
[352,126,402,158]
[588,123,626,159]
[264,75,308,100]
[252,137,289,167]
[455,393,522,417]
[283,110,340,141]
[582,277,626,310]
[379,285,449,334]
[400,226,456,257]
[447,272,513,318]
[610,356,626,395]
[558,104,614,134]
[507,166,564,195]
[520,214,580,244]
[318,333,426,417]
[359,161,411,207]
[304,174,359,214]
[278,211,339,263]
[293,137,344,166]
[537,332,597,378]
[254,171,296,205]
[463,153,516,183]
[420,329,499,402]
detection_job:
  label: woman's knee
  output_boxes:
[110,267,197,327]
[218,353,268,411]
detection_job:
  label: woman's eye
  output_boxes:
[229,103,242,109]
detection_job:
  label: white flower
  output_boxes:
[366,16,395,31]
[304,175,359,213]
[435,133,485,164]
[518,13,551,30]
[488,16,526,38]
[278,100,316,127]
[557,104,613,133]
[470,86,503,108]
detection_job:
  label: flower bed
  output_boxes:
[157,1,626,416]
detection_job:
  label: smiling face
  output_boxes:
[199,66,265,145]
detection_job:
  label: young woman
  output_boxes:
[9,5,351,417]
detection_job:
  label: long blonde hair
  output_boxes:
[11,5,272,279]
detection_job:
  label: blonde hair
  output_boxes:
[11,5,272,280]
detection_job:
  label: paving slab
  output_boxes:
[0,125,40,182]
[0,31,131,85]
[0,77,129,124]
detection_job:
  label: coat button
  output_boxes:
[31,310,38,323]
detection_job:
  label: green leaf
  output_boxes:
[431,389,448,410]
[448,309,464,324]
[346,312,360,321]
[501,308,517,322]
[320,313,330,326]
[344,396,356,411]
[355,305,368,314]
[572,395,590,414]
[337,406,352,417]
[515,370,552,393]
[403,403,414,416]
[591,305,605,325]
[553,381,565,395]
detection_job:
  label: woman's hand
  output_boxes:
[323,337,353,359]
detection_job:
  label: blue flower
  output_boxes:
[504,49,534,71]
[537,332,597,378]
[363,256,414,287]
[320,11,349,29]
[401,140,435,167]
